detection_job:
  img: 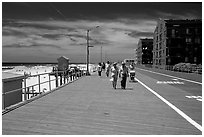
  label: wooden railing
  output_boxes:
[2,69,86,114]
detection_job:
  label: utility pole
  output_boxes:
[86,30,90,75]
[86,26,100,75]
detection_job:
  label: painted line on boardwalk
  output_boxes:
[136,68,202,85]
[134,77,202,132]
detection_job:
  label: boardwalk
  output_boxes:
[2,72,201,135]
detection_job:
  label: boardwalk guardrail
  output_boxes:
[2,69,86,114]
[135,64,202,74]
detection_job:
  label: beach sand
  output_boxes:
[3,64,97,95]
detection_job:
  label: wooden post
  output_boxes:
[70,72,72,81]
[2,84,5,109]
[67,70,69,83]
[56,71,58,87]
[24,76,27,101]
[60,73,62,86]
[63,71,66,84]
[27,87,30,99]
[32,86,34,98]
[38,75,41,93]
[49,74,51,91]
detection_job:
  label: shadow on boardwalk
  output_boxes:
[2,72,201,135]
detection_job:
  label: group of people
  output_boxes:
[97,61,134,89]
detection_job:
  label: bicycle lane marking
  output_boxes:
[134,77,202,132]
[136,68,202,85]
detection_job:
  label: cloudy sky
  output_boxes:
[2,2,202,63]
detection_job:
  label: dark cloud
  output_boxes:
[2,2,202,63]
[2,19,76,31]
[2,2,201,20]
[127,31,154,38]
[64,34,87,40]
[40,33,62,40]
[3,28,27,37]
[3,43,63,49]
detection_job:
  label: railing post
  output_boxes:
[55,70,58,87]
[27,87,30,99]
[38,75,41,93]
[2,93,5,109]
[24,76,27,101]
[63,71,66,84]
[32,86,34,98]
[49,74,51,91]
[2,84,5,109]
[60,73,62,86]
[65,70,68,83]
[70,72,72,81]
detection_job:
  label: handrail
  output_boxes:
[2,69,86,112]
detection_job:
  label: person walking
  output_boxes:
[102,62,106,72]
[129,62,136,82]
[119,62,129,89]
[97,63,102,77]
[105,61,111,77]
[110,62,119,89]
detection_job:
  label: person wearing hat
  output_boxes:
[119,62,129,89]
[110,62,119,89]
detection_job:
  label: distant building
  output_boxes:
[57,56,69,71]
[134,48,138,64]
[136,38,153,65]
[153,19,202,69]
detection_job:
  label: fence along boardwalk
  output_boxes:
[2,72,201,135]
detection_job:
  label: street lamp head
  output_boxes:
[88,26,100,31]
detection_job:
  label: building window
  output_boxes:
[186,38,192,43]
[195,38,201,44]
[194,47,198,52]
[186,28,190,34]
[195,28,198,34]
[172,29,175,37]
[166,49,169,56]
[159,43,162,49]
[194,57,197,63]
[185,57,189,62]
[159,34,162,41]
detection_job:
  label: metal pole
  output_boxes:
[101,46,102,63]
[87,30,90,75]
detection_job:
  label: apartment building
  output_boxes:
[153,19,202,69]
[136,38,153,65]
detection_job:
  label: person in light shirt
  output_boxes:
[119,62,129,89]
[97,63,102,77]
[110,62,119,89]
[105,61,111,77]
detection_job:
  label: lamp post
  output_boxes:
[100,46,102,63]
[86,26,99,75]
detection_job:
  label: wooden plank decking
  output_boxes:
[2,73,201,135]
